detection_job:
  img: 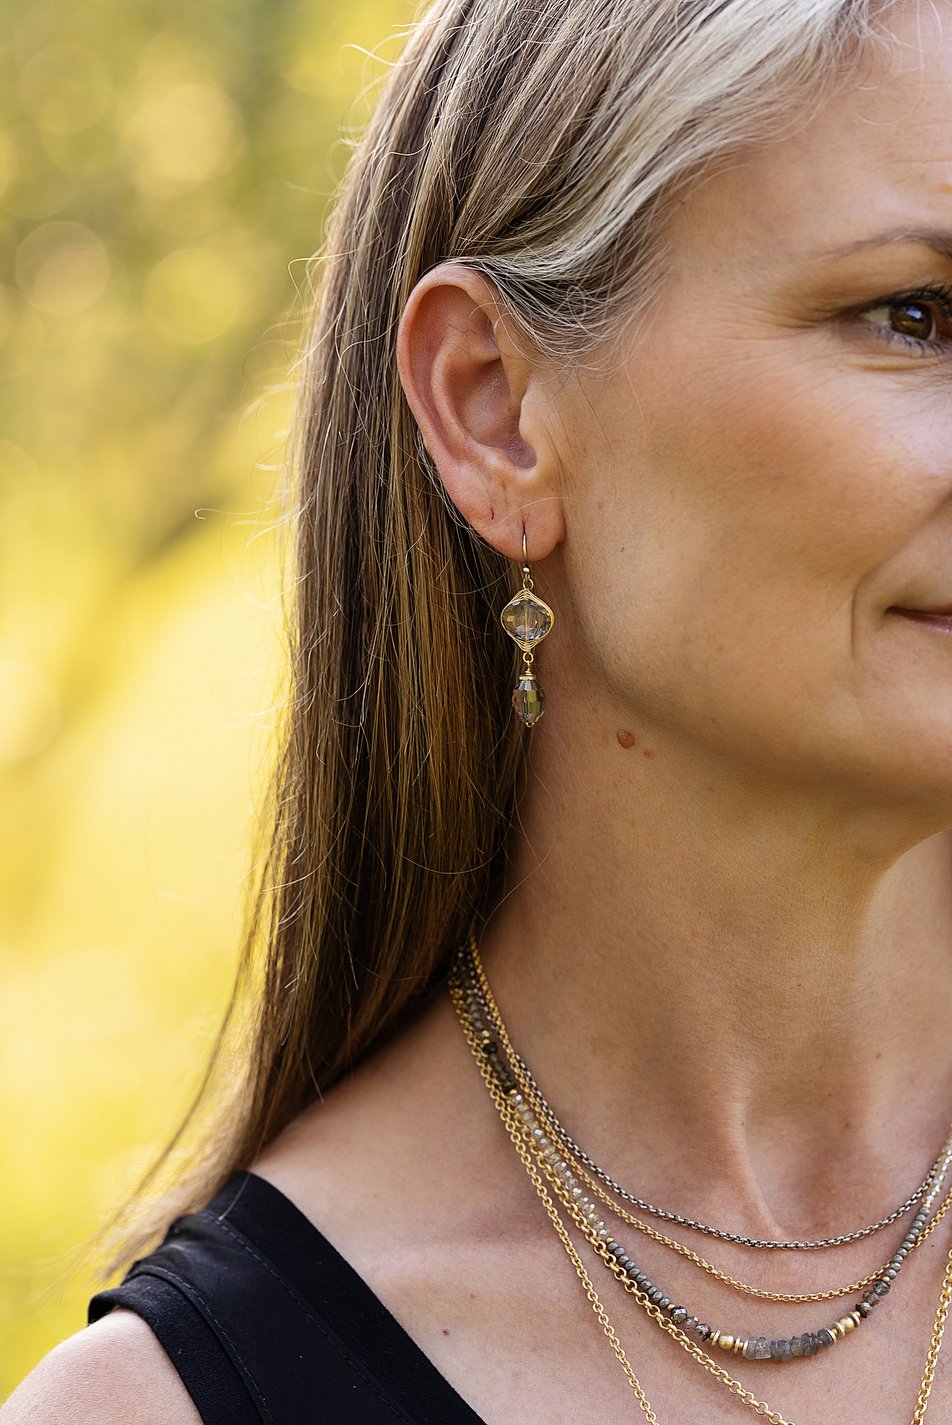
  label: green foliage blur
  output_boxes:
[1,0,411,1393]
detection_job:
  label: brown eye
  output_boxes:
[888,300,936,341]
[860,292,952,349]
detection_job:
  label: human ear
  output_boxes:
[396,262,565,562]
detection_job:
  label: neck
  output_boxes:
[477,701,952,1242]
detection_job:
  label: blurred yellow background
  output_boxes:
[1,0,410,1394]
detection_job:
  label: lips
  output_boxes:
[890,605,952,629]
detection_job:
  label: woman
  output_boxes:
[6,0,952,1418]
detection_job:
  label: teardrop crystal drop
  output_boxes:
[500,590,555,652]
[512,673,545,726]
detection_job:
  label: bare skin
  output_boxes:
[0,1308,203,1424]
[8,2,952,1422]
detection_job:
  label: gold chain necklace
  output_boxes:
[500,1002,952,1304]
[448,948,952,1422]
[575,1147,952,1303]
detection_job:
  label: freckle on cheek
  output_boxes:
[616,729,637,749]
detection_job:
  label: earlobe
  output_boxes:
[396,263,565,563]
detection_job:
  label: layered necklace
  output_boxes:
[449,928,952,1423]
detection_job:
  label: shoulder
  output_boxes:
[0,1307,202,1425]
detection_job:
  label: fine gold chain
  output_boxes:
[452,976,797,1425]
[494,1039,952,1303]
[463,933,952,1301]
[491,1061,661,1422]
[511,1035,944,1250]
[912,1253,952,1424]
[561,1133,952,1424]
[449,957,952,1422]
[574,1146,952,1303]
[465,929,946,1252]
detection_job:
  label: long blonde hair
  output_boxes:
[93,0,896,1276]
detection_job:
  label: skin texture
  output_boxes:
[0,1310,202,1423]
[9,2,952,1423]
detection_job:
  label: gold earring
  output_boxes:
[499,529,555,726]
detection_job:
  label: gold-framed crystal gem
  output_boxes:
[500,589,555,652]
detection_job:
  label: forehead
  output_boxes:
[664,1,952,275]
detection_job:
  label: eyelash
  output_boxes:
[859,282,952,356]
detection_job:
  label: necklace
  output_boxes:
[563,1153,952,1305]
[449,932,952,1422]
[453,936,952,1354]
[458,933,952,1306]
[460,930,947,1250]
[509,1037,941,1249]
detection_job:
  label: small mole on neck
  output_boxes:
[616,729,637,749]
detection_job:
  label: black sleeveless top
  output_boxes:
[87,1170,485,1424]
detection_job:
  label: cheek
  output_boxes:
[641,358,923,599]
[562,342,951,749]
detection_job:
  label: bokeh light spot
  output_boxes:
[19,44,112,136]
[0,124,77,220]
[144,246,248,344]
[15,221,111,316]
[0,661,60,760]
[124,81,243,193]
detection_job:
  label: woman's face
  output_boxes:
[551,0,952,807]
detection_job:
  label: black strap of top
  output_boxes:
[88,1272,259,1425]
[88,1171,485,1425]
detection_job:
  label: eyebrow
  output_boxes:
[820,227,952,264]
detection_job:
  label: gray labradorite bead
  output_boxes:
[744,1338,772,1360]
[671,1307,689,1325]
[790,1336,804,1358]
[874,1280,891,1296]
[858,1301,873,1318]
[818,1329,836,1348]
[770,1340,793,1361]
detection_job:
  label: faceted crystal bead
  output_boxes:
[512,674,544,726]
[500,589,555,651]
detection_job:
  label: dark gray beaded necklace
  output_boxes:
[459,933,947,1250]
[454,937,952,1365]
[597,1156,950,1364]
